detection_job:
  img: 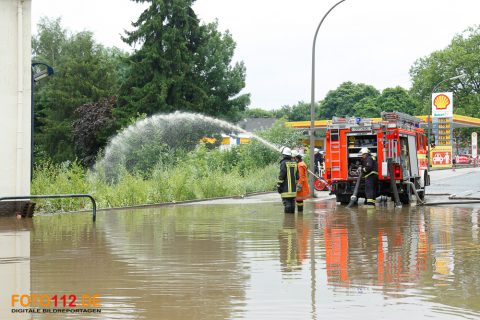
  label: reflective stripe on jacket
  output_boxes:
[278,157,299,198]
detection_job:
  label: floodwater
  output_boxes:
[1,199,480,319]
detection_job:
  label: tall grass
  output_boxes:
[31,152,278,212]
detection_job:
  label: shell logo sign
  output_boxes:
[433,94,450,109]
[432,92,453,118]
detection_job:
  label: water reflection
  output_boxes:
[314,204,480,317]
[0,201,479,319]
[278,214,310,273]
[473,209,479,242]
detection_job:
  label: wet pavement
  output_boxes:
[1,167,479,319]
[426,167,480,199]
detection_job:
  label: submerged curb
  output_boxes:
[96,191,277,212]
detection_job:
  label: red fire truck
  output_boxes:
[323,111,429,205]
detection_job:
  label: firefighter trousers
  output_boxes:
[282,197,295,214]
[365,175,378,204]
[296,200,304,213]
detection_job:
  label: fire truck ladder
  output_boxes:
[381,111,421,131]
[329,128,342,179]
[382,128,400,163]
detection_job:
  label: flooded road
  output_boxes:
[1,198,480,319]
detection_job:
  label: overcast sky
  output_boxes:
[32,0,480,110]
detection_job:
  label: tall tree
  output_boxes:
[319,81,380,118]
[410,26,480,116]
[32,18,124,163]
[376,86,418,115]
[116,0,249,124]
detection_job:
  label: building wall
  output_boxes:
[0,0,32,196]
[0,230,30,319]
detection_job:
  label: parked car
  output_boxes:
[455,154,472,165]
[432,153,444,164]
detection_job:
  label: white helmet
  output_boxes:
[291,150,299,158]
[359,147,370,155]
[314,148,319,154]
[281,146,292,156]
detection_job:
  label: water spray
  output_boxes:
[95,111,281,181]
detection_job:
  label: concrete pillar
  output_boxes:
[0,0,32,196]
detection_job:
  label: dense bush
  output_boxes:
[73,97,117,167]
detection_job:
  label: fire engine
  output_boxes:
[323,111,430,205]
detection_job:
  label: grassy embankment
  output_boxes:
[31,145,278,212]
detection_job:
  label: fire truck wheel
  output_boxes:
[415,180,425,201]
[417,190,425,201]
[399,189,411,205]
[424,171,430,186]
[336,194,351,205]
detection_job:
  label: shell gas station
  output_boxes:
[286,106,480,170]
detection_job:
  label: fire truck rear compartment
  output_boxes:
[325,112,428,206]
[332,180,413,205]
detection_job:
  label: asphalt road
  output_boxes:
[427,167,480,199]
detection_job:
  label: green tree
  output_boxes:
[352,96,380,118]
[319,81,380,118]
[272,101,318,121]
[242,107,275,119]
[32,17,124,163]
[410,26,480,116]
[291,101,318,121]
[116,0,249,124]
[376,86,418,115]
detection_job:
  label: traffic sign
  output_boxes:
[472,132,478,158]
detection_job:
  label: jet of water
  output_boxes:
[94,111,280,182]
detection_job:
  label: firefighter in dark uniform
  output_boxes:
[277,147,299,214]
[360,147,378,206]
[313,148,323,175]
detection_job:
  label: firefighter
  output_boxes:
[314,148,323,174]
[277,147,299,214]
[360,147,378,206]
[292,150,310,213]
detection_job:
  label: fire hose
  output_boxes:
[347,167,363,208]
[402,181,425,205]
[421,200,480,206]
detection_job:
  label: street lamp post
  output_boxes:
[31,62,54,180]
[427,74,466,172]
[309,0,347,197]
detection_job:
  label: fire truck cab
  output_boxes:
[324,111,430,205]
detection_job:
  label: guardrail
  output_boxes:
[0,194,97,222]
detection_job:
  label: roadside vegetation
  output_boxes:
[32,121,303,212]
